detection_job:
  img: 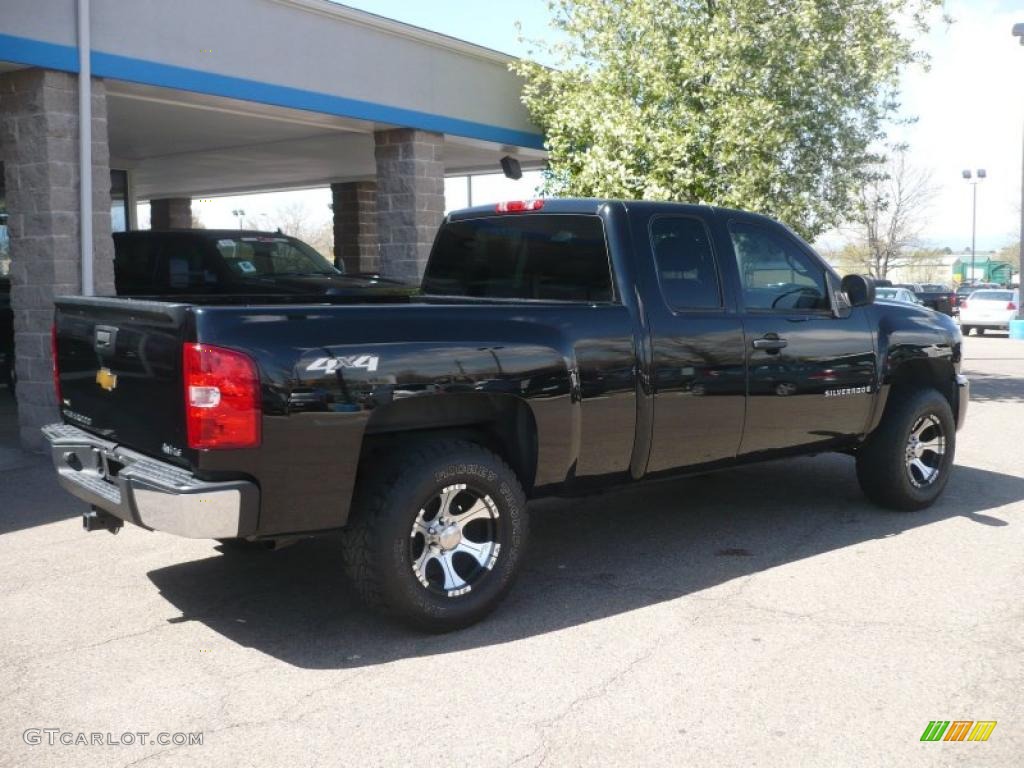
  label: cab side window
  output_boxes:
[649,216,722,310]
[728,221,829,311]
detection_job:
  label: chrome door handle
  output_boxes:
[752,336,788,351]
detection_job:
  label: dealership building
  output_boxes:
[0,0,546,449]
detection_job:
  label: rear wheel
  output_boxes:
[342,439,528,631]
[856,388,955,511]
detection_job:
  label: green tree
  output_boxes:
[513,0,944,239]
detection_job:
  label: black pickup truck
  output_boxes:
[894,283,955,316]
[44,200,968,630]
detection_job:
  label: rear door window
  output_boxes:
[423,214,613,302]
[649,216,722,310]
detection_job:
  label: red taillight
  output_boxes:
[1009,302,1018,311]
[959,300,967,310]
[183,343,261,450]
[51,324,61,404]
[495,199,544,213]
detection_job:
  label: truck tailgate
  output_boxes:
[54,297,192,464]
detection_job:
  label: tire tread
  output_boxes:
[856,388,954,511]
[341,439,522,622]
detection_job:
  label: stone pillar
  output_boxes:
[331,181,378,274]
[374,129,445,282]
[150,197,192,229]
[0,68,115,450]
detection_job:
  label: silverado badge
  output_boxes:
[95,367,118,392]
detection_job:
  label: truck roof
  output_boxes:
[114,229,296,239]
[446,198,781,228]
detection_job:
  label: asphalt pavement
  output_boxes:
[0,335,1021,767]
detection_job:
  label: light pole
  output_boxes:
[1013,23,1024,333]
[961,169,986,285]
[231,208,246,229]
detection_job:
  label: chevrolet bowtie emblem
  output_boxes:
[95,367,118,392]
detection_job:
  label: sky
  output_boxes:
[193,0,1024,253]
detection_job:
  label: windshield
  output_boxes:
[214,235,341,278]
[876,288,899,299]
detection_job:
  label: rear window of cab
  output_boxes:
[969,291,1014,302]
[422,214,614,302]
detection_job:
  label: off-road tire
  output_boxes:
[856,388,956,511]
[341,439,528,632]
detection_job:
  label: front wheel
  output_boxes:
[342,439,528,631]
[856,388,956,511]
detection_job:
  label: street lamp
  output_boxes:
[1013,23,1024,333]
[961,169,986,286]
[231,208,246,229]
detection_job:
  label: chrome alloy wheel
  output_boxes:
[410,484,500,597]
[904,414,946,489]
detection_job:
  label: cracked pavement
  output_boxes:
[0,335,1021,767]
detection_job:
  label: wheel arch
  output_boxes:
[869,356,960,435]
[359,393,540,495]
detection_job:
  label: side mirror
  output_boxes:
[841,274,876,308]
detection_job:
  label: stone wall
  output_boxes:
[0,68,114,450]
[150,197,192,229]
[374,129,445,283]
[331,181,378,274]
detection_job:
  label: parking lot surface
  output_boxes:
[1,335,1021,767]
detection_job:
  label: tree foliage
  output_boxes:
[513,0,944,239]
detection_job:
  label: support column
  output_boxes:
[0,68,114,450]
[150,197,192,229]
[374,129,445,282]
[331,181,378,274]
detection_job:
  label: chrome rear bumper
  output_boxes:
[42,423,258,539]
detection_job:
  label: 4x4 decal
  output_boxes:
[305,355,379,374]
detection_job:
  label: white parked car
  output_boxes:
[875,287,922,305]
[958,289,1020,336]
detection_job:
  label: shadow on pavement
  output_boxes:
[964,372,1024,404]
[147,454,1021,668]
[0,387,84,535]
[0,459,84,535]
